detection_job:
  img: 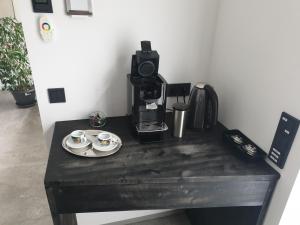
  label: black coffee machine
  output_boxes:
[127,41,168,142]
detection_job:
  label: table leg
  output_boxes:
[50,212,77,225]
[45,186,78,225]
[256,180,278,225]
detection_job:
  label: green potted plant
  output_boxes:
[0,17,36,107]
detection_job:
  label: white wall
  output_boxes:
[208,1,300,225]
[13,0,219,146]
[12,0,220,224]
[279,170,300,225]
[77,210,173,225]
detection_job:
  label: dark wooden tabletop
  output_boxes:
[44,116,279,187]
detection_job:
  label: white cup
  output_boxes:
[97,132,111,145]
[71,130,86,144]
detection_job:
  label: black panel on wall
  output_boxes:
[268,112,299,169]
[31,0,53,13]
[48,88,66,103]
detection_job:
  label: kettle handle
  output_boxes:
[204,85,218,128]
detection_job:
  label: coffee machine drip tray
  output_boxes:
[136,121,168,133]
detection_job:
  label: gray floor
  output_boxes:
[0,91,52,225]
[0,91,190,225]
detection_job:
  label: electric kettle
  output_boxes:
[187,83,218,129]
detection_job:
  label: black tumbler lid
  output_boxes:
[173,103,189,111]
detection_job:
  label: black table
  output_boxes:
[44,116,279,225]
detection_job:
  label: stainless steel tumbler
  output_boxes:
[173,103,189,138]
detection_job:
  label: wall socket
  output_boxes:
[166,83,191,97]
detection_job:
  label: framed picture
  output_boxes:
[65,0,93,16]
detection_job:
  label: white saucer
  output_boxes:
[66,136,91,149]
[92,139,118,152]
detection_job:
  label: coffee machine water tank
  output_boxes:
[187,83,218,129]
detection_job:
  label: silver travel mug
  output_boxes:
[173,103,189,138]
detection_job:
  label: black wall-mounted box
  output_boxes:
[32,0,53,13]
[48,88,66,103]
[268,112,299,169]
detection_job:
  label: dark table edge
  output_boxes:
[44,174,280,188]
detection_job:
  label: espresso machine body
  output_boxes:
[127,74,168,143]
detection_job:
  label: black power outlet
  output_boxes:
[166,83,191,97]
[48,88,66,103]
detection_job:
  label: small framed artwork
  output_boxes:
[65,0,93,16]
